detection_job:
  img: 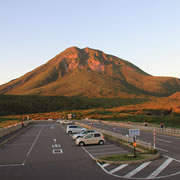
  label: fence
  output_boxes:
[76,122,153,150]
[84,119,180,136]
[0,120,33,138]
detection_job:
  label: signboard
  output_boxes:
[129,129,140,137]
[68,114,72,119]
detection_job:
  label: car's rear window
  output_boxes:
[94,133,101,137]
[88,130,94,133]
[69,126,77,128]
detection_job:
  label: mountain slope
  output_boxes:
[0,47,180,97]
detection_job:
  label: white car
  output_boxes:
[76,132,105,146]
[56,119,63,123]
[66,125,86,134]
[60,120,74,125]
[72,129,97,140]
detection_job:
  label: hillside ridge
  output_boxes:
[0,47,180,97]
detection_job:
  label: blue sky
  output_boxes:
[0,0,180,85]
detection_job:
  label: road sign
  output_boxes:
[129,129,140,137]
[68,114,72,119]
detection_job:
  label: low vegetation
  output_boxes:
[0,117,20,128]
[99,154,145,162]
[0,95,148,115]
[1,95,180,129]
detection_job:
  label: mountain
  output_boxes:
[0,47,180,97]
[169,92,180,99]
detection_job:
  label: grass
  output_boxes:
[99,154,144,162]
[0,117,20,128]
[100,114,180,128]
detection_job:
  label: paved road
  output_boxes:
[0,121,180,180]
[81,121,180,160]
[0,122,118,180]
[79,120,180,180]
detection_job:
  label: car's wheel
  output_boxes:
[79,141,85,146]
[99,140,104,145]
[68,131,72,134]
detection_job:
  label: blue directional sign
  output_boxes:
[129,129,140,136]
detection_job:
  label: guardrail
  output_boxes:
[76,122,153,150]
[0,119,59,139]
[0,120,33,138]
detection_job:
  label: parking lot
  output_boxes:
[0,121,120,180]
[60,123,129,159]
[1,121,180,180]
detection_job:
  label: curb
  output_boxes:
[0,125,32,147]
[94,153,161,165]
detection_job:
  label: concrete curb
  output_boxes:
[0,125,32,147]
[94,153,161,165]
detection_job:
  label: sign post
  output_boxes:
[153,129,156,149]
[129,129,140,158]
[133,136,137,158]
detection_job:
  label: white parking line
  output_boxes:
[147,157,173,179]
[5,143,32,146]
[109,164,128,174]
[88,147,123,152]
[0,163,25,167]
[102,163,110,168]
[124,161,151,178]
[163,155,180,163]
[23,126,44,164]
[85,145,115,149]
[81,147,94,159]
[156,147,169,152]
[91,150,127,156]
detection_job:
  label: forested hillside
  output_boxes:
[0,95,147,115]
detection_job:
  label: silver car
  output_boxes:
[72,129,97,140]
[66,125,86,134]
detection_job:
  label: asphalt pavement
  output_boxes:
[0,121,180,180]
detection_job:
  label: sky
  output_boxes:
[0,0,180,85]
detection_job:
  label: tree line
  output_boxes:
[0,95,147,115]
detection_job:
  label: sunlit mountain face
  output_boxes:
[0,47,180,97]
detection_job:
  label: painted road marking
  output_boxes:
[147,157,173,179]
[0,163,25,167]
[124,161,151,178]
[81,147,94,159]
[156,138,171,143]
[85,145,115,149]
[52,144,61,148]
[96,155,180,179]
[91,150,127,156]
[23,126,43,165]
[52,149,63,154]
[109,164,128,174]
[52,139,63,154]
[87,147,124,152]
[156,147,169,152]
[164,155,180,163]
[102,163,110,168]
